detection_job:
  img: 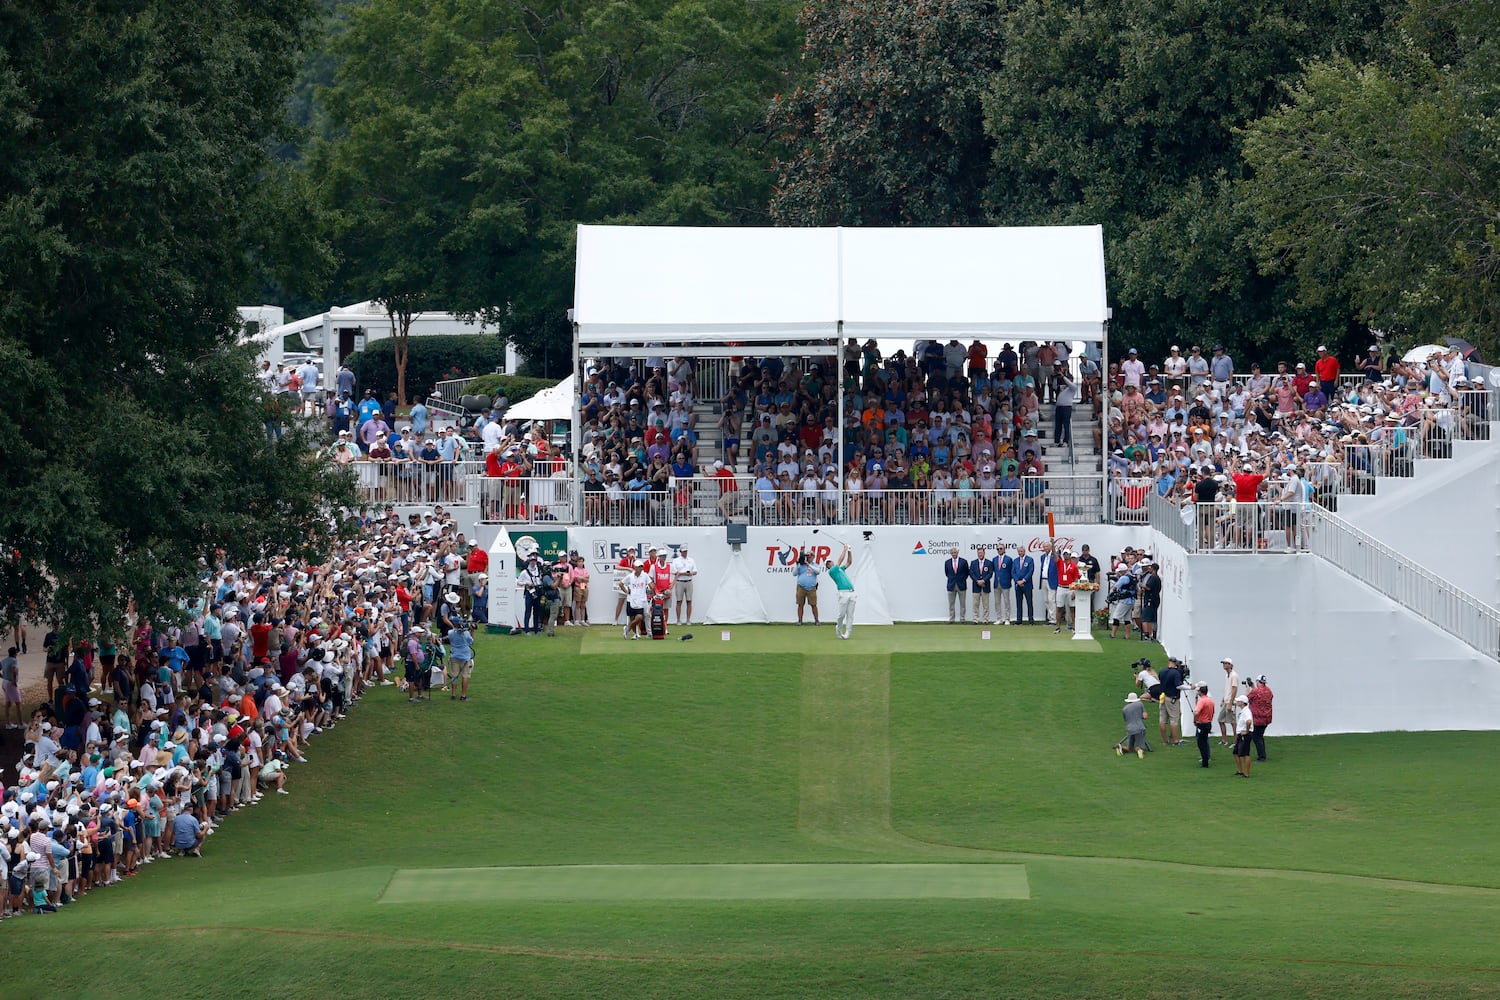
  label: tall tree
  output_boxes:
[0,0,355,635]
[314,0,799,377]
[1241,0,1500,355]
[983,0,1396,361]
[767,0,1002,226]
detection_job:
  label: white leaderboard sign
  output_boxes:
[566,524,1156,625]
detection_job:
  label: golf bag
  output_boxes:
[649,595,668,640]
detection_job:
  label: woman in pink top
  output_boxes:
[569,556,590,626]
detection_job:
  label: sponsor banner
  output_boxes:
[568,524,1155,625]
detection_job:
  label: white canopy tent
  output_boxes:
[572,224,1109,350]
[571,223,1113,520]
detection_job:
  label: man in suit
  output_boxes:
[1037,542,1060,623]
[1012,547,1035,624]
[995,545,1014,625]
[969,546,995,623]
[944,548,970,623]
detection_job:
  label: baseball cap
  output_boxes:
[1221,657,1234,666]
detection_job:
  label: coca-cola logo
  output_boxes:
[1027,535,1073,553]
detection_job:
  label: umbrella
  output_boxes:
[1401,344,1446,364]
[1444,337,1481,363]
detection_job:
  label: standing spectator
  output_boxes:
[671,545,698,625]
[1053,550,1080,633]
[1163,346,1188,393]
[1,646,20,728]
[1233,694,1254,778]
[1138,561,1161,643]
[1186,345,1210,392]
[1193,684,1215,768]
[994,544,1015,626]
[1210,344,1234,390]
[1157,656,1186,747]
[1217,657,1240,746]
[969,546,994,624]
[1012,546,1035,625]
[1248,674,1274,761]
[1314,344,1341,396]
[943,548,970,624]
[794,553,821,626]
[518,554,544,635]
[335,362,356,399]
[1053,368,1077,445]
[1037,544,1059,626]
[1121,348,1145,388]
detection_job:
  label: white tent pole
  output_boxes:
[836,321,845,523]
[572,321,583,525]
[1101,319,1110,520]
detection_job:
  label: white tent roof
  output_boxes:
[573,225,1108,348]
[507,375,575,422]
[574,226,840,345]
[839,226,1108,339]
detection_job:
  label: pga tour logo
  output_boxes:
[764,542,832,572]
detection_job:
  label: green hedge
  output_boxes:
[462,373,555,405]
[349,334,510,400]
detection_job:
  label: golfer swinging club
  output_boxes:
[824,543,856,639]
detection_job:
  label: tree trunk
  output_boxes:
[390,309,414,406]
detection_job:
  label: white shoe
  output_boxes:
[622,626,629,639]
[277,789,290,795]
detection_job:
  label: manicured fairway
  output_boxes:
[5,626,1500,999]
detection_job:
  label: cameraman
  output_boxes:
[518,553,544,634]
[447,614,475,701]
[1157,657,1186,747]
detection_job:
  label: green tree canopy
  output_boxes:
[1241,0,1500,356]
[766,0,1002,226]
[981,0,1395,361]
[0,0,354,636]
[314,0,800,377]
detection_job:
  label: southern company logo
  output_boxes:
[912,541,927,555]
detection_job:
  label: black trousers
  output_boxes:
[1014,587,1034,622]
[1252,724,1269,760]
[1196,721,1212,766]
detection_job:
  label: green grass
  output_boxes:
[5,626,1500,999]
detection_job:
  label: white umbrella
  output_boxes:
[1402,344,1447,364]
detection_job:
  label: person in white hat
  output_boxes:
[1218,657,1240,746]
[1233,692,1255,778]
[1116,692,1150,759]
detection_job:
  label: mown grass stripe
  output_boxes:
[378,863,1029,902]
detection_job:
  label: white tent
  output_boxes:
[572,225,1109,353]
[507,375,576,422]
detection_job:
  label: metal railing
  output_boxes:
[431,376,476,404]
[352,460,485,505]
[1304,507,1500,659]
[1145,492,1309,553]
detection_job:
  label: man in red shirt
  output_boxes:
[1193,684,1215,767]
[1314,345,1341,395]
[1054,551,1081,633]
[1291,363,1315,396]
[1230,456,1271,548]
[248,614,272,663]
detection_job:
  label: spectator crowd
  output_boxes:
[1,506,492,919]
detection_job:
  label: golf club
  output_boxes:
[811,527,852,547]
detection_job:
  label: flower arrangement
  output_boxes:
[1070,581,1100,592]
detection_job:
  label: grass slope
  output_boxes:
[3,627,1500,999]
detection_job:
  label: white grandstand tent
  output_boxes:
[571,223,1113,518]
[571,224,1109,350]
[507,374,575,422]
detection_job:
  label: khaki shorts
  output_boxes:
[796,586,818,610]
[1161,696,1181,727]
[674,580,694,600]
[1055,589,1072,608]
[451,659,474,679]
[1217,699,1235,726]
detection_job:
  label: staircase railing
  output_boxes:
[1303,507,1499,660]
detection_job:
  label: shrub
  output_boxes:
[348,334,510,400]
[461,374,555,405]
